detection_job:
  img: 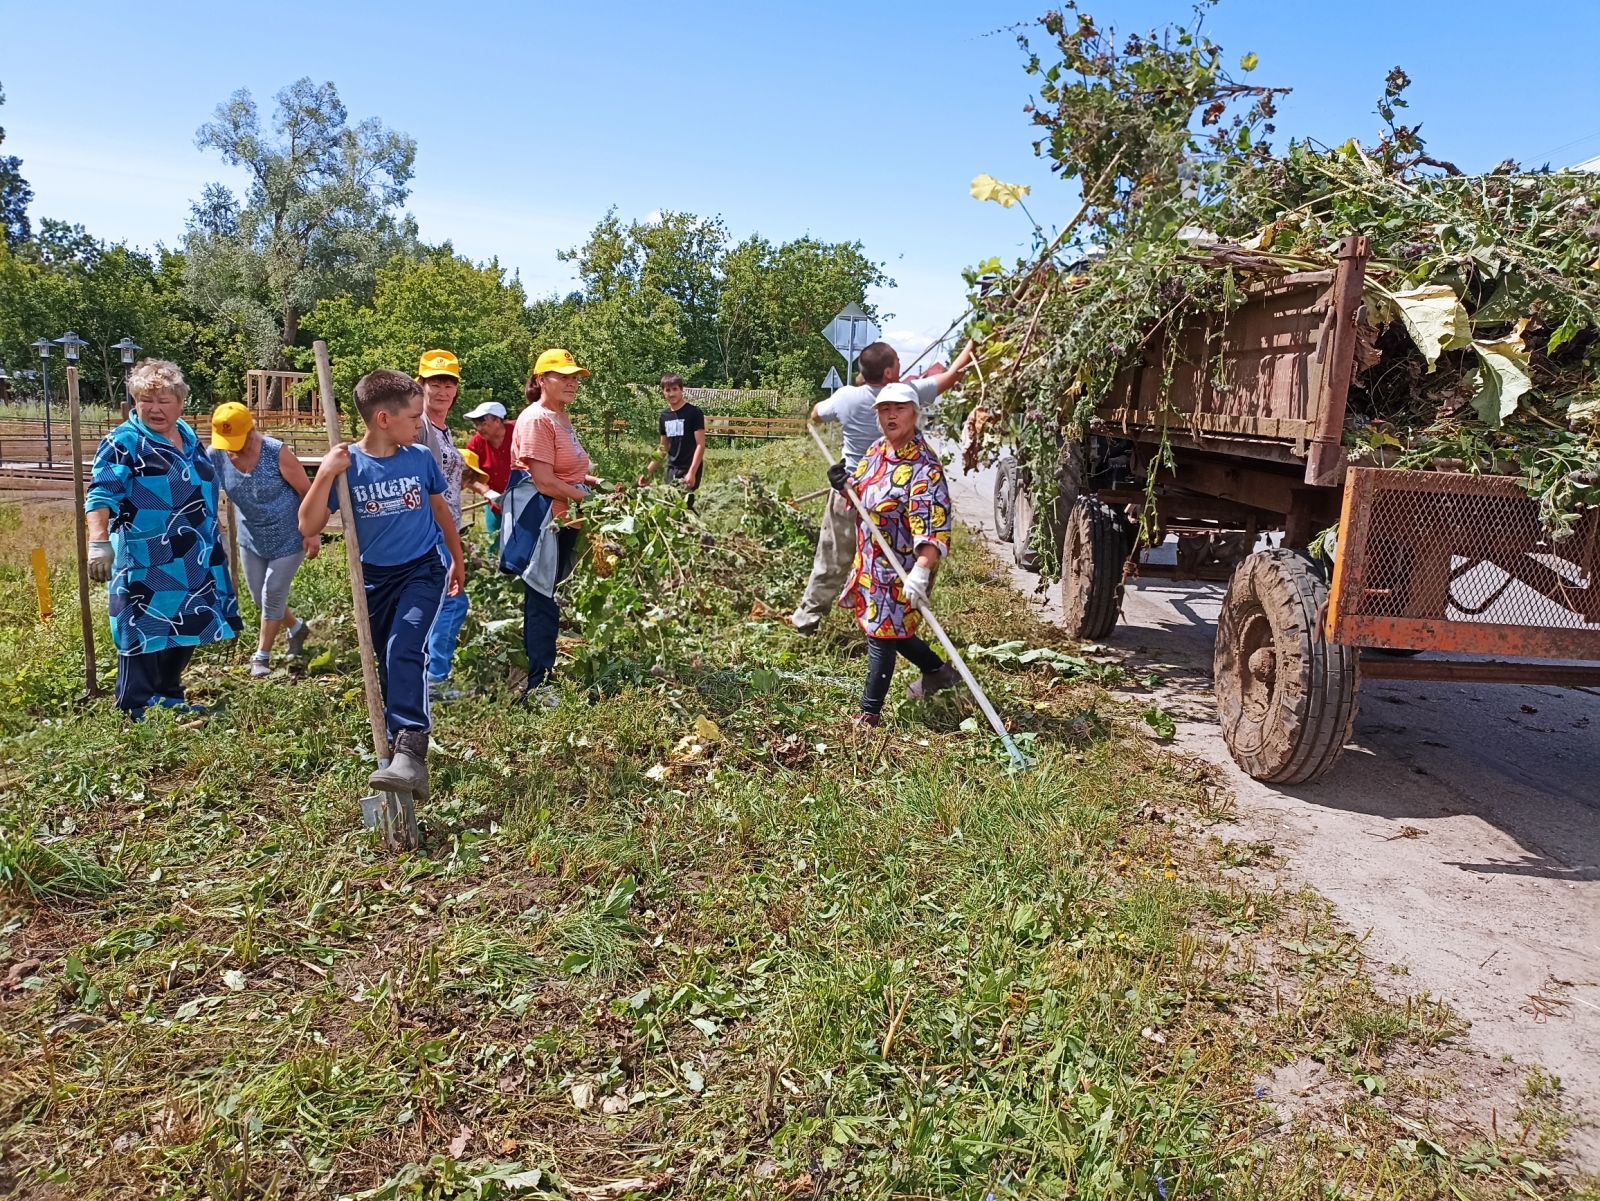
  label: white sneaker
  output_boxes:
[284,619,310,658]
[249,651,271,679]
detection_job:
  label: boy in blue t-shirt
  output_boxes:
[300,369,465,797]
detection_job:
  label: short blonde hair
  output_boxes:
[128,359,190,405]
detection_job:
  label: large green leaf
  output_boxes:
[1469,321,1532,427]
[1368,283,1471,372]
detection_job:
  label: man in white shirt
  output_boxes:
[789,338,975,633]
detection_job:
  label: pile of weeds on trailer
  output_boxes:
[964,1,1600,535]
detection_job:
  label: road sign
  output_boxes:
[822,367,842,391]
[823,303,881,361]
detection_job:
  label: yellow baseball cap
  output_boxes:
[533,348,591,377]
[209,402,254,451]
[418,349,461,379]
[459,448,489,482]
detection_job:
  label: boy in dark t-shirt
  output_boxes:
[638,373,706,499]
[299,369,464,798]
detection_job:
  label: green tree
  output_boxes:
[718,234,890,393]
[0,82,32,246]
[184,78,419,368]
[306,245,533,410]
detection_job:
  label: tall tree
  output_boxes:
[183,78,418,367]
[306,245,533,408]
[0,82,33,246]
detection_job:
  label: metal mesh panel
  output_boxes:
[1329,467,1600,659]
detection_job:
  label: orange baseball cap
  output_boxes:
[418,349,461,379]
[209,402,254,451]
[533,348,591,377]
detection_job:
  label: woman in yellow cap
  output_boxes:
[207,402,320,677]
[506,349,607,703]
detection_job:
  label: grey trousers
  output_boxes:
[240,546,305,622]
[793,491,858,628]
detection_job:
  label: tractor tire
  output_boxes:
[993,456,1018,542]
[1214,549,1359,784]
[1059,496,1126,640]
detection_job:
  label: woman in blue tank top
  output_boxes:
[208,403,321,677]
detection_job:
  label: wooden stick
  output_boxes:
[312,341,416,851]
[806,424,1029,770]
[785,486,831,507]
[65,367,98,698]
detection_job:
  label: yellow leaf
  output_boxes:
[693,716,722,742]
[1240,52,1259,72]
[970,173,1032,209]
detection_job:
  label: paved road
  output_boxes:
[948,458,1600,1169]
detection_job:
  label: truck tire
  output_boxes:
[1215,549,1359,784]
[1060,496,1126,640]
[1012,485,1040,570]
[993,456,1018,542]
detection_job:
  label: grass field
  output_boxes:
[0,438,1593,1199]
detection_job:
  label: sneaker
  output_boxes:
[851,711,882,729]
[250,651,272,679]
[428,677,464,703]
[907,663,961,701]
[284,619,310,658]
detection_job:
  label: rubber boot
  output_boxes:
[370,729,429,798]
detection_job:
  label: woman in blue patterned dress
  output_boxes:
[85,360,241,717]
[834,382,962,727]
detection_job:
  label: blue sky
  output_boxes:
[5,0,1600,370]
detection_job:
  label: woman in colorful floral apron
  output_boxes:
[836,382,962,726]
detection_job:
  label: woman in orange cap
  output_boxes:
[207,402,320,678]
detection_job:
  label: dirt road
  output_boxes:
[947,460,1600,1167]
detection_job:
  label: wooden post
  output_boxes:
[221,493,244,616]
[1304,235,1370,488]
[313,341,417,851]
[65,367,99,698]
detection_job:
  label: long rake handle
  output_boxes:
[806,424,1027,770]
[312,342,389,765]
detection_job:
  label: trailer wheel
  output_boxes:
[1060,496,1126,640]
[1215,549,1359,784]
[993,457,1018,542]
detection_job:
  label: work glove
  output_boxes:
[904,563,933,607]
[88,539,114,582]
[827,460,849,493]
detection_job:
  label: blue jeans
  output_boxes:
[427,590,470,683]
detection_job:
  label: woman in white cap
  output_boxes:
[464,399,513,536]
[832,381,961,726]
[207,402,319,677]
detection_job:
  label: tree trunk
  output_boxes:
[281,305,300,368]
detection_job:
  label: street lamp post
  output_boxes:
[31,337,53,468]
[111,337,141,420]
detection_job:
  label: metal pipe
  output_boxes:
[806,423,1030,769]
[1358,656,1600,688]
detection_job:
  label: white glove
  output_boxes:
[88,539,114,582]
[904,563,933,607]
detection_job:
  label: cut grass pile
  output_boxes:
[0,438,1592,1199]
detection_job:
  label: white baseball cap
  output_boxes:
[872,382,921,408]
[464,401,507,420]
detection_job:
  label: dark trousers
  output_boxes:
[363,549,447,738]
[860,635,944,715]
[523,527,580,689]
[116,646,197,715]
